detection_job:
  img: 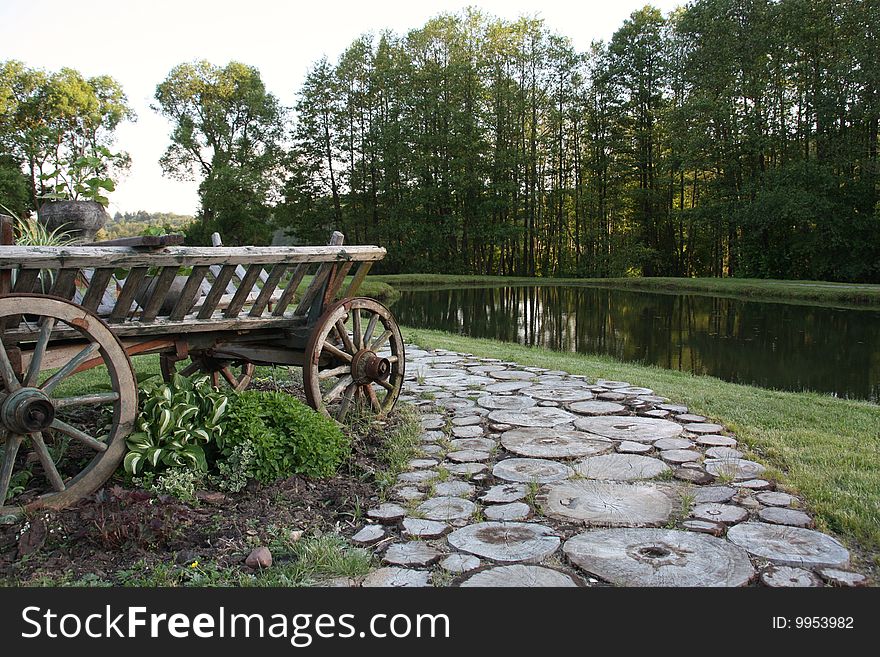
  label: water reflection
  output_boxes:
[393,286,880,401]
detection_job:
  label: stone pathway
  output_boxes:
[347,346,867,588]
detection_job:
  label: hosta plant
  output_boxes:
[124,374,228,475]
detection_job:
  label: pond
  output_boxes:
[391,285,880,402]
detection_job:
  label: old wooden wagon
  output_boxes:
[0,229,405,516]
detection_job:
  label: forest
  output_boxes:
[2,0,879,282]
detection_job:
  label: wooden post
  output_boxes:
[0,214,14,296]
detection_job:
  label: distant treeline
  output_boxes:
[96,211,194,240]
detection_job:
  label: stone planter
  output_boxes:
[38,200,109,243]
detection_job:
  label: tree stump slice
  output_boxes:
[673,468,715,484]
[420,444,443,456]
[433,480,476,498]
[421,418,445,430]
[447,522,560,563]
[758,507,813,528]
[541,480,675,526]
[760,565,822,588]
[485,381,534,393]
[705,458,766,481]
[383,542,443,567]
[568,400,627,416]
[402,518,450,539]
[674,413,706,423]
[483,502,531,521]
[440,553,481,574]
[489,370,536,381]
[736,479,773,490]
[460,564,580,587]
[681,519,725,536]
[696,434,738,447]
[447,462,488,476]
[573,416,683,442]
[653,438,695,451]
[436,397,475,411]
[524,385,594,403]
[362,567,431,587]
[660,449,702,465]
[598,392,627,401]
[818,568,867,587]
[492,458,574,483]
[478,395,536,411]
[447,449,491,463]
[727,522,850,568]
[690,503,748,525]
[487,407,577,428]
[452,415,483,427]
[756,492,796,507]
[393,486,426,502]
[563,528,755,587]
[705,446,744,460]
[693,486,737,504]
[616,386,654,396]
[618,441,653,454]
[480,483,529,504]
[659,404,688,414]
[409,458,439,469]
[684,422,725,435]
[397,470,439,485]
[574,454,670,481]
[449,437,496,452]
[595,380,630,389]
[468,364,508,374]
[452,425,485,438]
[417,496,477,522]
[367,503,408,523]
[500,428,612,459]
[351,525,385,545]
[638,395,668,404]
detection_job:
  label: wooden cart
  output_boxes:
[0,230,405,516]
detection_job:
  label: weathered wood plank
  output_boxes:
[343,261,373,298]
[323,261,354,306]
[48,268,78,300]
[140,266,180,321]
[224,263,263,318]
[249,263,287,317]
[272,264,308,317]
[198,264,236,319]
[80,268,115,312]
[294,231,345,316]
[84,234,184,248]
[109,267,148,321]
[0,245,385,269]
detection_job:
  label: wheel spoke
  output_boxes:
[41,342,100,395]
[31,432,65,492]
[50,419,107,452]
[335,319,356,355]
[24,317,56,387]
[362,313,379,348]
[0,338,21,393]
[53,392,120,409]
[337,382,357,421]
[220,366,238,387]
[0,433,24,504]
[366,384,381,413]
[376,378,394,391]
[325,375,353,403]
[180,360,203,377]
[322,342,352,363]
[369,329,392,351]
[318,364,351,380]
[352,309,362,350]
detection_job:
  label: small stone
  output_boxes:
[818,568,868,587]
[433,480,476,497]
[756,491,796,507]
[675,413,706,423]
[368,503,408,523]
[653,438,695,451]
[351,525,385,545]
[758,507,813,528]
[447,462,488,476]
[760,566,822,588]
[484,502,531,521]
[402,518,450,539]
[480,483,529,503]
[690,503,748,525]
[674,468,715,484]
[682,519,725,536]
[705,446,743,460]
[452,425,485,438]
[696,434,738,447]
[362,567,431,587]
[661,449,702,465]
[447,449,491,463]
[289,530,304,542]
[246,546,273,569]
[440,553,481,574]
[693,486,736,504]
[618,440,652,454]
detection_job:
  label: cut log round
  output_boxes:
[433,480,476,498]
[488,370,536,381]
[447,521,560,563]
[693,486,737,504]
[705,446,744,460]
[684,422,725,435]
[402,518,450,539]
[383,542,442,567]
[660,449,702,465]
[501,427,612,459]
[449,437,496,452]
[477,395,536,411]
[617,441,653,454]
[362,567,431,587]
[572,416,683,442]
[705,458,766,481]
[653,438,695,451]
[563,528,755,587]
[524,385,594,403]
[492,457,574,483]
[760,565,822,588]
[487,407,577,428]
[417,496,477,522]
[756,491,796,507]
[568,400,626,416]
[446,449,491,463]
[541,480,675,526]
[690,503,748,525]
[574,454,670,481]
[727,522,850,568]
[460,564,580,587]
[480,483,529,504]
[483,501,531,521]
[696,434,738,447]
[757,507,813,528]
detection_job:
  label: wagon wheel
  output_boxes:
[160,353,255,392]
[0,295,137,517]
[303,297,405,422]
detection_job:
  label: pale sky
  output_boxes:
[0,0,681,216]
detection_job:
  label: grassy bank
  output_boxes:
[374,274,880,308]
[405,328,880,566]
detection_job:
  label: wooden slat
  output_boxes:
[110,267,148,322]
[294,232,345,316]
[170,265,208,320]
[80,268,115,312]
[48,268,78,300]
[344,261,373,298]
[12,269,39,294]
[0,245,384,269]
[140,266,179,322]
[198,264,236,319]
[323,261,354,305]
[249,264,287,317]
[224,263,263,318]
[84,234,184,247]
[209,264,238,295]
[272,264,308,316]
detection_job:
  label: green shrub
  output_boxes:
[124,374,228,475]
[221,391,350,482]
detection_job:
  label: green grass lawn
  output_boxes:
[404,327,880,568]
[374,274,880,308]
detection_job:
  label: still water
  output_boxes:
[392,286,880,401]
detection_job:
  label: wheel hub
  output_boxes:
[1,388,55,434]
[350,349,391,384]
